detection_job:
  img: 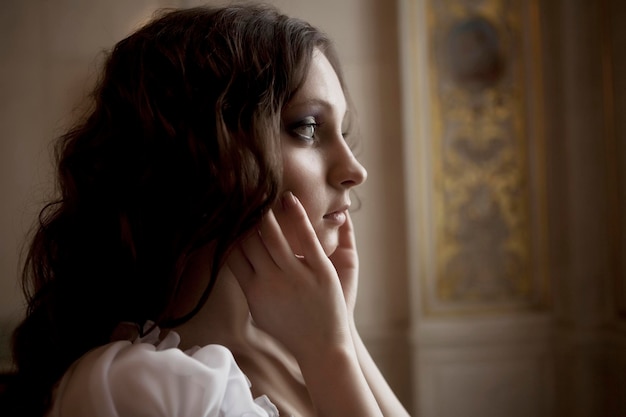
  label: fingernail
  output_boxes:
[282,191,298,209]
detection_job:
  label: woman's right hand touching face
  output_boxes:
[226,191,352,362]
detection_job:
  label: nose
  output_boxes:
[330,140,368,189]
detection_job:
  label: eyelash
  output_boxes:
[288,117,351,144]
[290,117,320,142]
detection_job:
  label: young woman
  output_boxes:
[7,5,410,417]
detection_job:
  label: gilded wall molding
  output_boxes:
[411,0,549,315]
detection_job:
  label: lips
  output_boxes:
[323,203,350,225]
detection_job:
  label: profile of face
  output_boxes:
[276,49,367,256]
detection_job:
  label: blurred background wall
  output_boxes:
[400,0,626,416]
[0,0,624,416]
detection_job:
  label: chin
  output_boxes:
[318,233,339,257]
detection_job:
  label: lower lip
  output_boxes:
[323,211,347,225]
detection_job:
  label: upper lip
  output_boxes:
[324,202,350,217]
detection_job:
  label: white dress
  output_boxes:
[47,324,279,417]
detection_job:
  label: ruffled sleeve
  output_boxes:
[48,327,279,417]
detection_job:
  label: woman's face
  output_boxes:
[276,49,367,256]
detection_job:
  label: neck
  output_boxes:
[170,250,253,350]
[167,248,313,416]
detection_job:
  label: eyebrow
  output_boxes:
[285,98,332,110]
[283,98,349,117]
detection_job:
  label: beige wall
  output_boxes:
[0,0,412,411]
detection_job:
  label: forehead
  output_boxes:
[284,49,347,115]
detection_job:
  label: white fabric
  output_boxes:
[47,325,279,417]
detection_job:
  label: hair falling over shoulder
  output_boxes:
[5,5,340,416]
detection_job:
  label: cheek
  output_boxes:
[278,152,337,255]
[280,151,321,210]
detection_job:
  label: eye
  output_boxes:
[290,116,319,141]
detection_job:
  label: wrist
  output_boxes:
[348,317,359,335]
[296,334,356,370]
[296,342,359,395]
[297,343,381,416]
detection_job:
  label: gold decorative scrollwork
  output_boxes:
[425,0,541,309]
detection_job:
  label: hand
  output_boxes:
[329,212,359,319]
[226,192,352,362]
[228,195,385,417]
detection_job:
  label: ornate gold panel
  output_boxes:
[417,0,549,314]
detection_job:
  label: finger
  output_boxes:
[336,211,356,250]
[226,244,254,288]
[281,192,328,267]
[258,209,298,270]
[329,211,357,268]
[240,228,279,272]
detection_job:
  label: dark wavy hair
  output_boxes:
[6,5,349,416]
